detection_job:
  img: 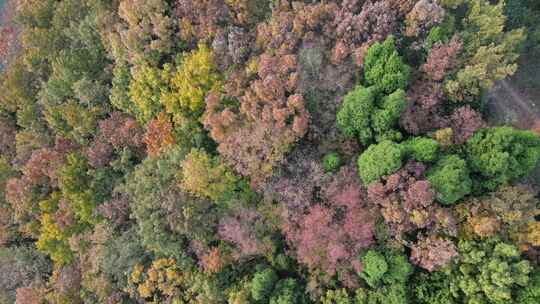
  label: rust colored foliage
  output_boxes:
[448,105,485,144]
[86,112,145,167]
[410,234,457,272]
[53,137,79,156]
[218,207,272,259]
[0,26,18,66]
[15,285,45,304]
[98,112,144,151]
[205,0,404,184]
[0,0,21,67]
[401,36,465,135]
[143,112,175,157]
[85,139,113,168]
[174,0,230,46]
[404,0,446,37]
[0,206,14,246]
[400,81,446,135]
[204,54,309,184]
[284,164,374,288]
[5,178,33,230]
[200,247,224,274]
[48,263,83,304]
[4,138,76,238]
[352,0,398,46]
[422,36,463,81]
[454,185,540,251]
[367,161,457,241]
[263,148,331,235]
[22,148,64,187]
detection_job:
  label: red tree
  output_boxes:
[367,161,457,240]
[410,234,458,272]
[143,113,175,157]
[284,164,374,288]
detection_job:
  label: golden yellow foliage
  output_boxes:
[161,44,221,118]
[179,149,238,202]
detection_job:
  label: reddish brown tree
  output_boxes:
[199,247,225,274]
[22,148,64,187]
[98,111,144,151]
[0,0,21,67]
[401,36,464,136]
[448,105,485,144]
[410,234,457,272]
[204,54,309,184]
[85,139,114,168]
[143,112,175,157]
[218,207,273,259]
[422,36,463,82]
[405,0,446,37]
[174,0,230,46]
[367,161,457,241]
[15,285,45,304]
[400,85,445,136]
[284,164,374,288]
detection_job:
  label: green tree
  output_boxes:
[250,268,278,302]
[110,63,133,115]
[336,86,375,145]
[359,250,388,288]
[121,145,192,262]
[517,269,540,304]
[58,153,105,225]
[412,271,456,304]
[269,278,305,304]
[0,59,39,115]
[336,86,406,145]
[361,284,409,304]
[402,137,440,162]
[465,127,540,191]
[359,249,412,287]
[372,89,407,142]
[364,36,410,95]
[427,155,472,205]
[100,228,150,291]
[320,289,352,304]
[0,245,51,303]
[43,100,102,144]
[357,141,403,184]
[357,250,413,304]
[449,238,532,303]
[322,152,342,173]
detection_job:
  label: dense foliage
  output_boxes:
[0,0,539,303]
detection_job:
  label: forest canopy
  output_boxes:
[0,0,540,303]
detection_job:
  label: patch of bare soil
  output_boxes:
[487,79,540,129]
